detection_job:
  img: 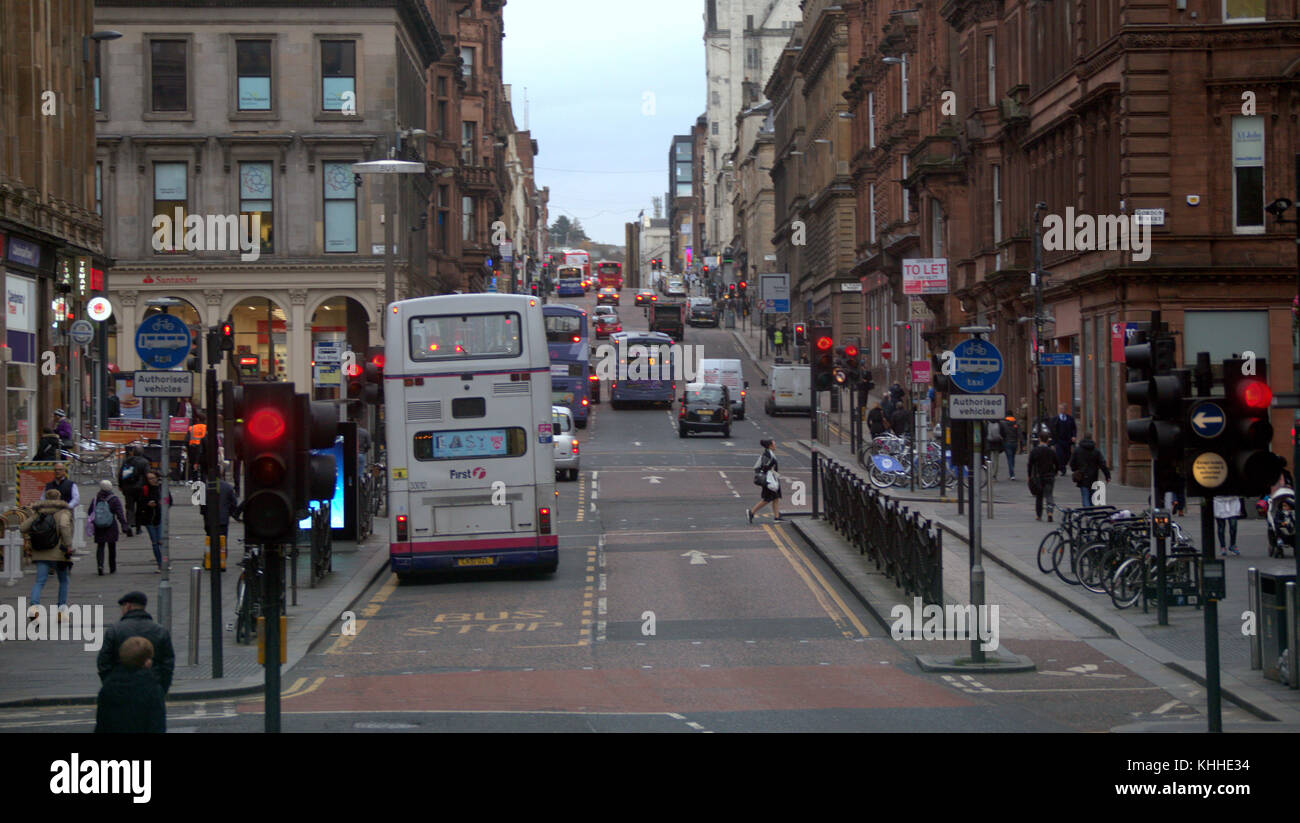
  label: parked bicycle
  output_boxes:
[233,540,286,644]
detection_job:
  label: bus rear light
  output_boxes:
[741,390,746,398]
[539,507,552,535]
[395,514,409,542]
[589,374,598,382]
[571,441,579,454]
[581,398,589,406]
[572,335,580,342]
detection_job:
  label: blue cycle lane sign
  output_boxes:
[1189,400,1227,439]
[948,337,1004,393]
[135,314,193,370]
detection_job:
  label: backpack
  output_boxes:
[987,422,1004,445]
[94,498,115,528]
[30,512,60,552]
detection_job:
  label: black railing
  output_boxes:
[309,502,333,587]
[815,451,943,606]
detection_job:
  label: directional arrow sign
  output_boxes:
[682,550,731,565]
[643,476,663,484]
[1189,401,1226,439]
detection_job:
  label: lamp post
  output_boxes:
[1032,201,1047,431]
[354,137,426,310]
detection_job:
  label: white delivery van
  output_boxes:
[698,358,747,419]
[763,365,811,416]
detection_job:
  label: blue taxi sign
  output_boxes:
[135,314,192,370]
[950,338,1003,393]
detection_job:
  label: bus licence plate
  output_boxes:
[457,557,496,567]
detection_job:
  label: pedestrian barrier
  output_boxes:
[814,451,943,606]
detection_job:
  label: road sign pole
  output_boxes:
[206,336,223,680]
[157,410,171,632]
[1201,497,1222,732]
[971,421,985,664]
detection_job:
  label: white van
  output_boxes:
[763,365,811,416]
[697,358,747,419]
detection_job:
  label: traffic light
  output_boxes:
[345,351,365,410]
[1224,358,1282,496]
[241,383,297,543]
[794,324,806,348]
[843,344,860,382]
[738,280,747,294]
[810,326,834,392]
[363,346,386,405]
[702,265,709,277]
[728,283,736,296]
[295,393,339,517]
[1124,332,1184,459]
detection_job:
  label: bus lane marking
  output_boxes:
[324,574,397,654]
[763,525,869,639]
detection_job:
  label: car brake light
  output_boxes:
[581,398,589,406]
[572,441,579,454]
[678,406,685,418]
[396,514,408,542]
[539,507,552,535]
[741,390,746,398]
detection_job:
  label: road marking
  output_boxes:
[681,549,731,565]
[325,574,395,654]
[765,525,870,638]
[1152,700,1184,715]
[578,546,598,646]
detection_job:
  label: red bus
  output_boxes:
[563,249,591,282]
[595,260,623,290]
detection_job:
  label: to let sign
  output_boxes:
[903,258,948,295]
[911,360,931,384]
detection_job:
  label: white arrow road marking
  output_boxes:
[632,442,642,447]
[1152,700,1183,715]
[682,550,731,565]
[1067,663,1098,674]
[722,441,734,447]
[643,476,663,484]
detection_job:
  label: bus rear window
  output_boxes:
[409,312,522,361]
[413,427,528,460]
[544,314,583,342]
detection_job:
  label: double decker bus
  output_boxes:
[541,303,591,428]
[384,294,558,577]
[608,332,678,409]
[555,265,585,297]
[564,249,591,281]
[595,260,623,290]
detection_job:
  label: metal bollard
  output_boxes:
[2,526,24,586]
[1287,581,1299,690]
[1248,567,1261,670]
[188,566,202,665]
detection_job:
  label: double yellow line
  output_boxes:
[762,525,869,638]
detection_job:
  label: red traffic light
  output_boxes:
[247,408,286,442]
[221,322,233,337]
[371,352,386,369]
[728,284,736,292]
[1241,380,1272,409]
[739,281,747,289]
[345,363,363,378]
[816,336,833,351]
[845,345,859,358]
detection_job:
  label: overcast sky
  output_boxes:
[503,0,705,245]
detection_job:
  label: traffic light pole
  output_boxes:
[265,541,282,733]
[1201,498,1222,733]
[205,333,223,679]
[970,421,985,664]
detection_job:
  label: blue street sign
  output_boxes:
[950,337,1003,393]
[135,314,192,370]
[1189,401,1227,439]
[1040,352,1073,367]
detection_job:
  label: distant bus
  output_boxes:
[542,303,590,428]
[609,332,677,409]
[556,265,585,297]
[384,293,557,576]
[595,260,623,290]
[564,249,591,281]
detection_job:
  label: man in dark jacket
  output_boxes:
[889,403,911,438]
[199,462,242,553]
[866,404,888,438]
[33,427,61,461]
[1051,403,1078,476]
[97,591,175,696]
[1068,435,1111,507]
[94,636,165,734]
[1028,433,1060,521]
[118,446,150,530]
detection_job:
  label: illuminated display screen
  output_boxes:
[299,437,344,530]
[414,427,527,460]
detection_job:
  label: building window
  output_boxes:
[239,162,274,253]
[901,156,909,221]
[437,100,448,135]
[1232,115,1264,233]
[1224,0,1265,20]
[711,91,720,106]
[868,92,875,149]
[711,121,719,136]
[901,54,909,112]
[321,40,356,112]
[746,47,759,69]
[461,47,475,77]
[153,162,187,253]
[436,185,449,251]
[992,164,1002,243]
[236,40,272,111]
[986,34,996,106]
[931,200,944,257]
[93,41,103,111]
[323,162,357,253]
[462,121,477,164]
[150,40,188,112]
[462,196,476,243]
[95,162,103,217]
[1185,310,1268,364]
[869,182,876,244]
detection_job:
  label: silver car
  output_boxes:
[552,405,580,481]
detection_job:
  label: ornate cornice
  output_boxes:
[1121,23,1300,51]
[215,135,296,174]
[939,0,1000,33]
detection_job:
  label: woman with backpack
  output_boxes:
[135,471,170,573]
[88,479,131,575]
[747,439,785,524]
[1068,434,1112,507]
[22,489,76,622]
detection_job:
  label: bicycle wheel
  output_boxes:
[1037,531,1063,574]
[1053,540,1080,585]
[1099,546,1133,596]
[868,462,897,489]
[234,576,251,644]
[1074,542,1110,594]
[1110,558,1145,609]
[918,459,940,489]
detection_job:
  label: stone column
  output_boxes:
[288,289,309,389]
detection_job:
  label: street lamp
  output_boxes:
[353,155,426,309]
[1032,200,1048,432]
[83,29,121,61]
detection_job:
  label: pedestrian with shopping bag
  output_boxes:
[1213,495,1243,557]
[746,439,785,523]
